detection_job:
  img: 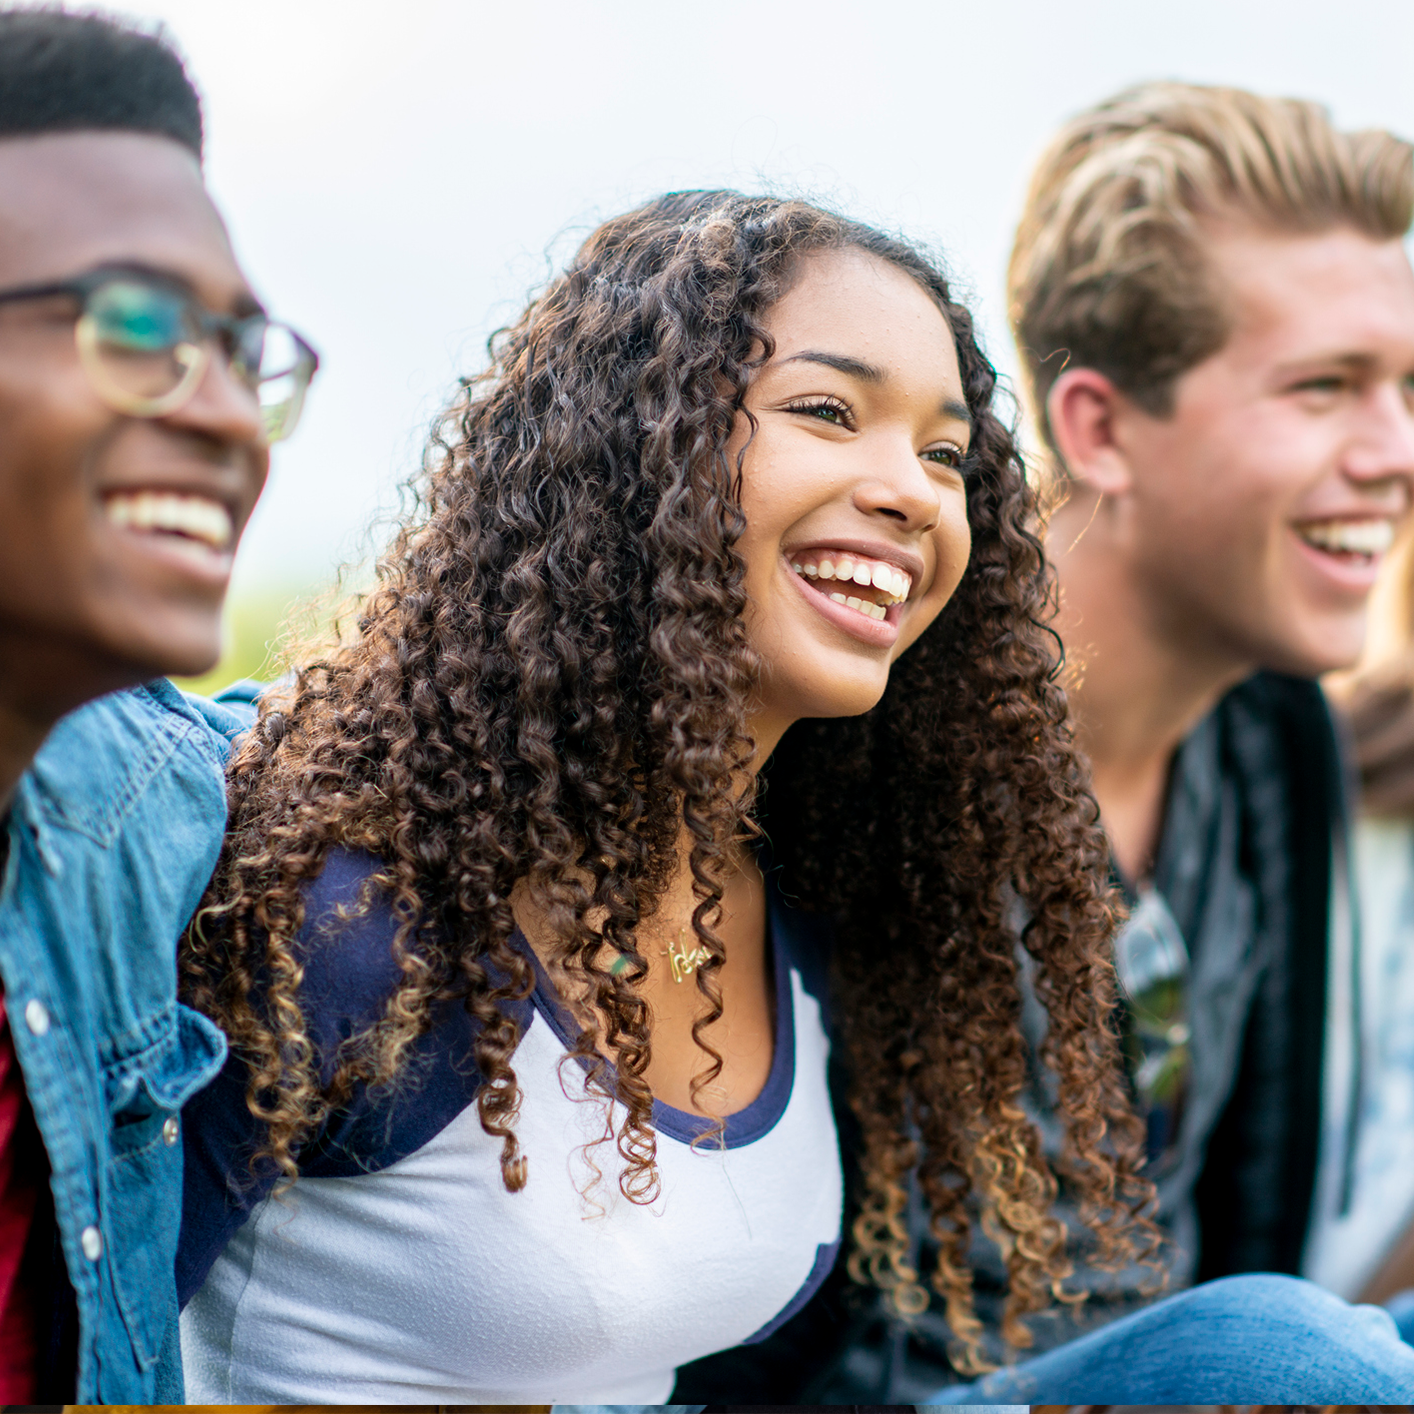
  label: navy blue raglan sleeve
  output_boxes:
[176,848,406,1304]
[176,1043,276,1306]
[177,847,530,1307]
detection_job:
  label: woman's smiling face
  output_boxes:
[732,246,973,752]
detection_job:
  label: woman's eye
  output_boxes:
[922,443,964,469]
[788,397,852,427]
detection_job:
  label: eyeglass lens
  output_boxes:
[83,277,314,442]
[239,321,313,443]
[86,279,204,407]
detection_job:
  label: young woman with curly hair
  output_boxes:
[172,192,1414,1405]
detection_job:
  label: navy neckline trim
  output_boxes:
[513,893,797,1150]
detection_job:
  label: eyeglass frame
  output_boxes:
[0,262,320,442]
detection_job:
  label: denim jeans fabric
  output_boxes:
[1387,1285,1414,1344]
[554,1407,709,1413]
[0,681,252,1401]
[928,1274,1414,1403]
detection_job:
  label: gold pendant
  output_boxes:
[664,928,712,984]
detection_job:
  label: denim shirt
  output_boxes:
[0,679,248,1401]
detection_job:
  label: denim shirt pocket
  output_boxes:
[103,1003,226,1368]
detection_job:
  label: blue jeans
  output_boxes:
[928,1274,1414,1403]
[1389,1286,1414,1344]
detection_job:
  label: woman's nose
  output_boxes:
[852,433,942,531]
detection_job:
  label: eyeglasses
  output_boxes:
[0,265,319,444]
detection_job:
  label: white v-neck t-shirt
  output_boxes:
[180,849,843,1403]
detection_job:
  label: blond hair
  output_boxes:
[1008,81,1414,462]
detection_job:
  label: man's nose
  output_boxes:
[163,343,267,452]
[1346,381,1414,504]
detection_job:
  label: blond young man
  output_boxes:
[938,81,1414,1382]
[676,82,1414,1402]
[1014,80,1414,1312]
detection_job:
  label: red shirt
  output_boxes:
[0,992,41,1400]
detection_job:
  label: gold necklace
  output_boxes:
[663,928,712,984]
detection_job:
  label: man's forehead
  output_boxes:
[1211,225,1414,348]
[0,129,241,294]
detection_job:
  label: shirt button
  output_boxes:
[80,1225,103,1262]
[162,1116,180,1145]
[23,1000,49,1036]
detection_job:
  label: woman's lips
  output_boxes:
[786,559,901,647]
[788,550,913,613]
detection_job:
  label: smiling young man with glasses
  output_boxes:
[0,10,316,1402]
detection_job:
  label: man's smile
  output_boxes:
[98,483,241,581]
[1294,515,1397,566]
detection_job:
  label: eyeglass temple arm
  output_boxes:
[0,278,86,308]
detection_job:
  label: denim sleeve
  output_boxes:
[151,1288,186,1402]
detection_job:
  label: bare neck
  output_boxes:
[0,627,137,818]
[1048,492,1253,883]
[0,706,46,820]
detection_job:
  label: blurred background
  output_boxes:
[68,0,1414,691]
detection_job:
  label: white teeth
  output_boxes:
[104,492,234,551]
[791,551,915,624]
[1300,519,1395,557]
[789,551,913,606]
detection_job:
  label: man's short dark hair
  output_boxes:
[0,7,202,157]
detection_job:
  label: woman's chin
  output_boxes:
[771,674,890,724]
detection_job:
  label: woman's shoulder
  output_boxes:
[293,846,411,1051]
[290,849,539,1127]
[178,847,514,1305]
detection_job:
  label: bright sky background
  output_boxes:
[101,0,1414,594]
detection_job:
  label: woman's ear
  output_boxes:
[1047,367,1135,497]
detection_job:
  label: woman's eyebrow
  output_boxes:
[784,349,885,383]
[784,351,973,426]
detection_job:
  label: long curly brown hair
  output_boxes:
[181,191,1157,1370]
